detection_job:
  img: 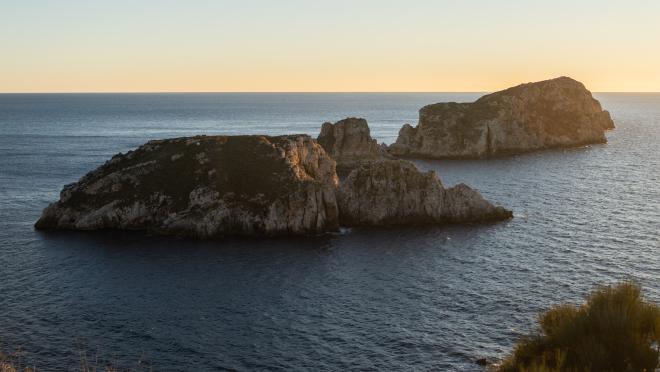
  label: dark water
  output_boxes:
[1,93,659,371]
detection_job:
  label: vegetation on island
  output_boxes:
[498,282,660,372]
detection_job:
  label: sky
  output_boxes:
[1,0,659,92]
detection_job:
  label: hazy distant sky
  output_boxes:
[2,0,659,92]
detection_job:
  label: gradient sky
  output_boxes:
[2,0,659,92]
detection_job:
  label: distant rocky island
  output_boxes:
[389,76,614,158]
[36,76,615,238]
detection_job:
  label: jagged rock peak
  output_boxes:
[317,117,388,172]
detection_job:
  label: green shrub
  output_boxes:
[499,282,660,372]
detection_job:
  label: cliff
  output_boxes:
[337,160,512,226]
[389,77,615,158]
[35,135,340,237]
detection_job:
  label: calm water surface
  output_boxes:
[0,93,659,371]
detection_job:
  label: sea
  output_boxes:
[0,93,658,371]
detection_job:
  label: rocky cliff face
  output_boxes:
[35,135,340,237]
[317,118,388,174]
[337,160,512,226]
[389,77,615,158]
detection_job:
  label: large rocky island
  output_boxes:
[36,133,511,238]
[389,77,615,158]
[35,135,341,237]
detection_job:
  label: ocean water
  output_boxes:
[0,93,658,371]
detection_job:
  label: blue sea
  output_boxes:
[1,93,659,371]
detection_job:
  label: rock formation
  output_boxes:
[36,134,513,238]
[35,135,340,237]
[337,160,512,226]
[389,77,615,158]
[317,117,389,174]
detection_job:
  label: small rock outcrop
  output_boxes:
[337,160,512,226]
[317,118,388,174]
[35,135,340,237]
[389,77,615,158]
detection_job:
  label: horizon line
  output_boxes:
[1,91,659,94]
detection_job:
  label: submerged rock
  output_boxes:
[389,77,615,158]
[317,117,389,175]
[337,160,512,226]
[35,135,340,237]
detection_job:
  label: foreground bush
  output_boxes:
[499,282,660,372]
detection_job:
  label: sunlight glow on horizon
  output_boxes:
[2,0,659,93]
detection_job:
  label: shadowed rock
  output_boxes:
[389,77,615,158]
[35,135,340,237]
[337,160,512,226]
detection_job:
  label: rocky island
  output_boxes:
[389,77,615,158]
[37,76,618,237]
[35,135,341,237]
[36,131,511,238]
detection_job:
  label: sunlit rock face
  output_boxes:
[35,135,340,237]
[317,117,389,175]
[337,160,512,226]
[389,77,615,158]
